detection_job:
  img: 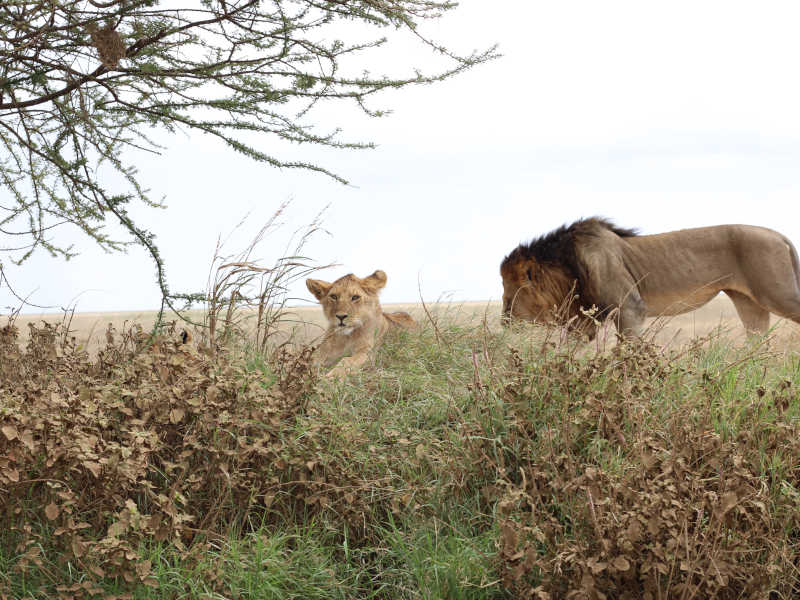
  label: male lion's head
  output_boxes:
[500,256,576,326]
[306,270,387,335]
[500,218,637,335]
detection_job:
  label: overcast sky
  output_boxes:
[4,0,800,314]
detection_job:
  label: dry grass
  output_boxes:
[9,294,800,356]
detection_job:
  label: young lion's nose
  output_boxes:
[336,314,348,325]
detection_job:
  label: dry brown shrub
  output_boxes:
[469,340,800,599]
[0,321,382,590]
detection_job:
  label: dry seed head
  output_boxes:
[87,23,126,70]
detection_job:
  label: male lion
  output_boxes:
[306,270,417,378]
[500,218,800,337]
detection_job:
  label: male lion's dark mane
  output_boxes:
[501,218,638,306]
[502,217,637,271]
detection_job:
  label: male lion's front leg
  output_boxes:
[577,241,645,337]
[616,294,647,337]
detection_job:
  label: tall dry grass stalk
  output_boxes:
[198,201,333,354]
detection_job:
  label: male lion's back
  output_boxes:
[384,311,419,330]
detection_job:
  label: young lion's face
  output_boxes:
[306,270,387,335]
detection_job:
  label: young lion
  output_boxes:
[306,270,417,378]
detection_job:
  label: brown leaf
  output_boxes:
[169,408,185,424]
[626,519,642,544]
[1,424,18,441]
[719,491,738,516]
[206,385,219,403]
[641,452,658,471]
[20,430,35,451]
[90,565,105,578]
[415,443,426,459]
[525,546,538,569]
[136,559,152,578]
[612,556,631,571]
[45,503,60,521]
[501,522,518,556]
[107,520,128,538]
[84,461,101,478]
[647,516,660,536]
[587,556,607,574]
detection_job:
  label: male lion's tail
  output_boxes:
[383,311,419,330]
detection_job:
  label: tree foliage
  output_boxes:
[0,0,495,308]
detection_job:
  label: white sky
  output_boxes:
[4,0,800,313]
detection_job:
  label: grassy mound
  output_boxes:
[1,317,799,598]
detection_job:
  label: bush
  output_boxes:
[0,321,335,591]
[486,338,800,599]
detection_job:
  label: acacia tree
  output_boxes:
[0,0,495,311]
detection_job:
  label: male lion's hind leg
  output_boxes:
[756,285,800,327]
[724,290,770,337]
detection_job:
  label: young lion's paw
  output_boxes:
[324,364,351,380]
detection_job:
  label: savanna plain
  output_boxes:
[2,295,800,599]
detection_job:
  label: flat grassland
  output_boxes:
[10,294,800,352]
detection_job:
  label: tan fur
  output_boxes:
[502,222,800,337]
[306,270,418,378]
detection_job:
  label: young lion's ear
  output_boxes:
[306,278,332,301]
[360,270,387,293]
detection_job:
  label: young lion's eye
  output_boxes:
[351,295,360,301]
[329,294,338,301]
